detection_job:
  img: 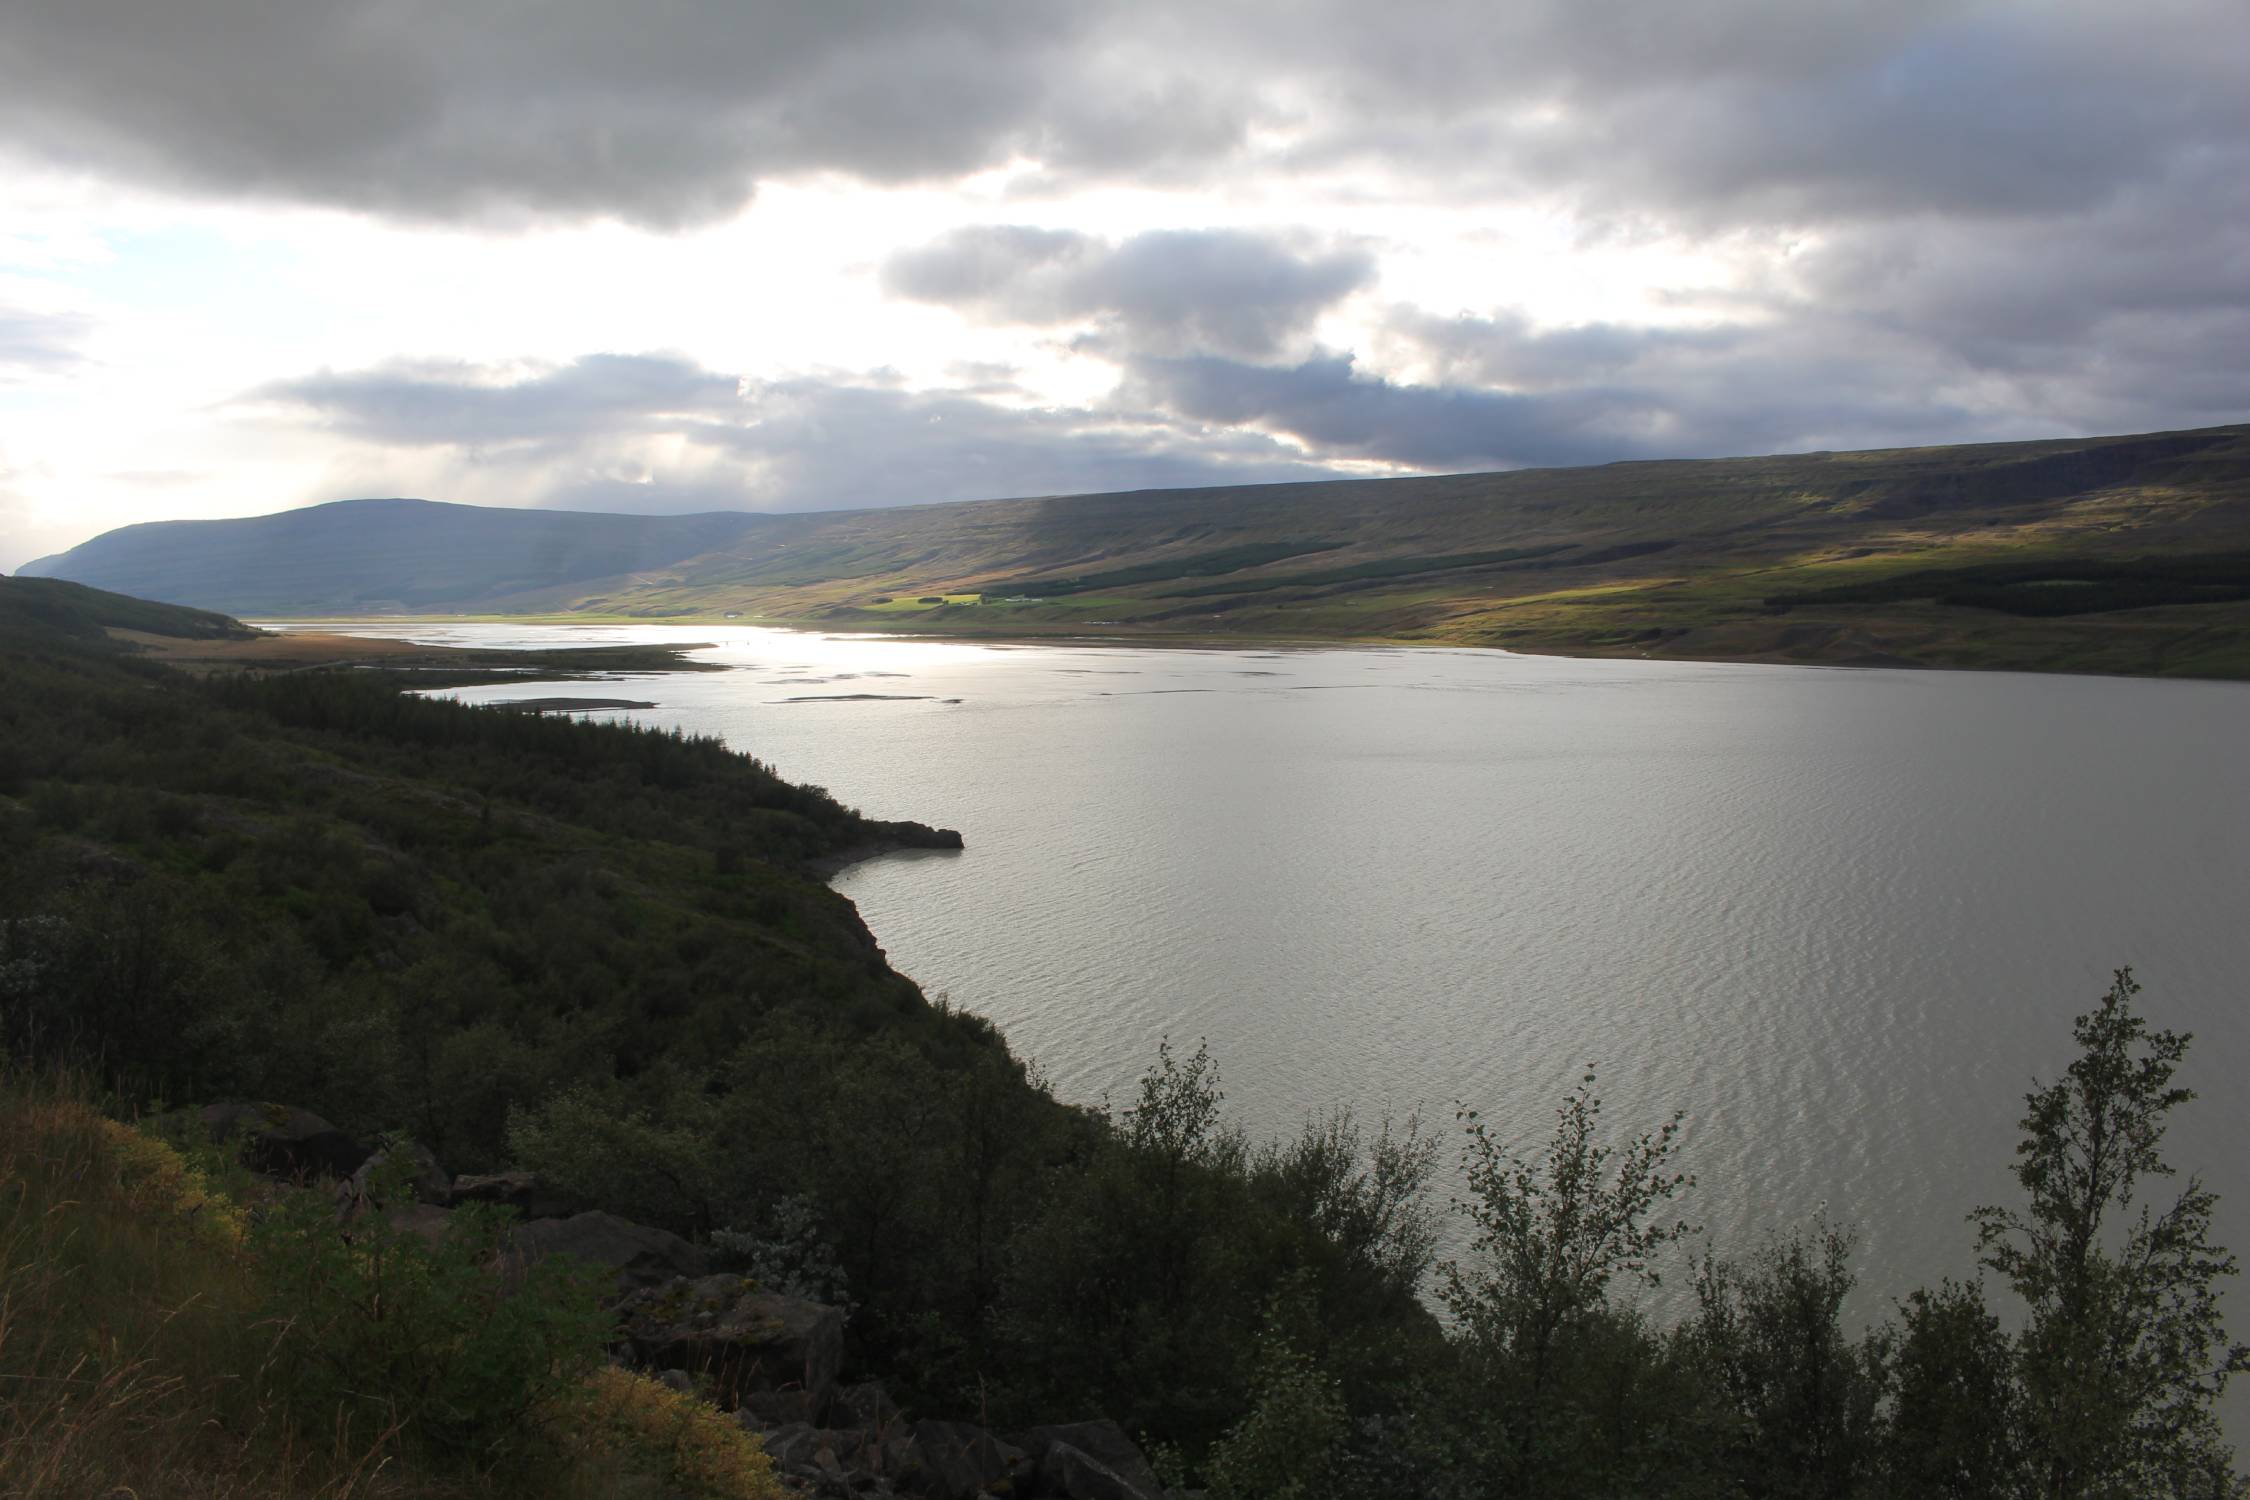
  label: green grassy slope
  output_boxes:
[0,574,260,642]
[27,423,2250,675]
[0,587,1447,1455]
[589,424,2250,677]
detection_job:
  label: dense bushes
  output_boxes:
[248,1166,611,1463]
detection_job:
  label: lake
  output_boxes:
[319,621,2250,1324]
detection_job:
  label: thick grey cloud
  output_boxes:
[0,2,1238,227]
[1227,0,2250,227]
[5,1,2242,232]
[884,227,1375,357]
[248,352,1340,515]
[256,354,742,449]
[1349,313,2012,466]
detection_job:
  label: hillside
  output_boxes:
[0,573,730,679]
[23,421,2250,676]
[20,496,774,615]
[0,581,1441,1482]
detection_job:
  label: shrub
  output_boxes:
[247,1156,611,1465]
[552,1366,786,1500]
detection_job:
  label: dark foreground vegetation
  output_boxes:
[2,577,2242,1497]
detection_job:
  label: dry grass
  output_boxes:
[0,1085,413,1497]
[545,1367,786,1500]
[0,1080,782,1499]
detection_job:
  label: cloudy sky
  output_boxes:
[2,0,2246,569]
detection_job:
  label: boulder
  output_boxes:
[341,1142,451,1207]
[1012,1422,1164,1500]
[750,1417,913,1495]
[834,1381,906,1433]
[377,1201,455,1250]
[761,1421,870,1470]
[166,1101,370,1180]
[507,1211,708,1295]
[446,1170,580,1220]
[1037,1443,1163,1500]
[903,1419,1019,1500]
[737,1386,824,1426]
[615,1274,843,1416]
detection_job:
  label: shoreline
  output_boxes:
[236,612,2250,688]
[805,826,967,883]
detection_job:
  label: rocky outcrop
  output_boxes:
[1012,1422,1168,1500]
[1037,1442,1166,1500]
[163,1101,371,1179]
[445,1169,581,1220]
[616,1275,844,1417]
[908,1419,1024,1500]
[376,1201,457,1249]
[506,1211,708,1294]
[343,1142,451,1205]
[804,821,965,880]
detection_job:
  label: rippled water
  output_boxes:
[333,621,2250,1328]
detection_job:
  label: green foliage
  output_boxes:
[1206,1278,1350,1500]
[249,1157,611,1464]
[509,1085,726,1233]
[1159,543,1574,597]
[0,574,254,643]
[1765,552,2250,617]
[1973,968,2248,1497]
[1879,1278,2024,1498]
[1001,1043,1444,1459]
[1686,1216,1885,1497]
[1439,1070,1697,1495]
[1007,539,1347,596]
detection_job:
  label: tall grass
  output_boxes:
[0,1076,782,1498]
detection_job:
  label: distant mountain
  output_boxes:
[24,425,2250,675]
[20,497,772,615]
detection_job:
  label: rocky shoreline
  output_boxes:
[804,821,967,881]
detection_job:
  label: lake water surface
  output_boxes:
[320,622,2250,1324]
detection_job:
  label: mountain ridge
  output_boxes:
[25,421,2250,676]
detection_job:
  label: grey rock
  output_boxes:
[377,1200,455,1249]
[162,1101,370,1180]
[1037,1442,1163,1500]
[834,1381,905,1432]
[615,1274,843,1416]
[506,1211,708,1295]
[341,1142,451,1208]
[741,1387,826,1426]
[903,1419,1016,1499]
[446,1169,581,1220]
[1013,1422,1164,1500]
